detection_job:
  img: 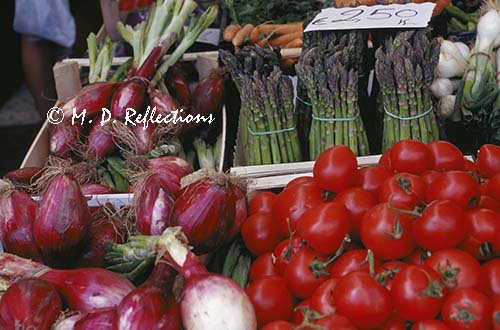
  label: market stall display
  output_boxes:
[1,0,500,328]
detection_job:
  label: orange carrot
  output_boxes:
[270,31,303,47]
[232,24,254,47]
[223,24,241,42]
[282,38,303,49]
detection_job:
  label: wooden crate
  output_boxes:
[21,51,226,170]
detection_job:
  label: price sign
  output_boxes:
[304,3,435,32]
[196,28,220,46]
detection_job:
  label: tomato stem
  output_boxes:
[292,307,329,330]
[308,236,349,278]
[450,304,481,325]
[387,200,421,218]
[419,269,445,298]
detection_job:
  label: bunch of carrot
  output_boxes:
[223,23,303,49]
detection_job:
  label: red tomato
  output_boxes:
[378,173,427,209]
[312,313,353,329]
[379,148,393,170]
[404,248,430,265]
[297,202,350,254]
[283,247,330,299]
[390,140,433,174]
[464,158,478,174]
[273,236,303,275]
[412,200,466,252]
[480,181,490,195]
[478,195,500,213]
[335,187,377,240]
[246,276,294,326]
[249,253,280,282]
[313,145,358,192]
[421,170,442,186]
[411,320,450,330]
[261,321,296,330]
[355,166,393,197]
[427,141,464,171]
[292,299,310,324]
[242,212,283,256]
[426,171,480,209]
[493,302,500,330]
[360,203,416,260]
[380,313,407,330]
[441,288,492,330]
[461,208,500,260]
[391,265,447,321]
[424,248,481,292]
[375,261,409,290]
[333,271,393,329]
[309,279,337,315]
[489,173,500,201]
[249,192,277,214]
[477,144,500,178]
[284,176,315,190]
[330,249,382,279]
[481,259,500,303]
[272,182,323,236]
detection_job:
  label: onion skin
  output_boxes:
[40,268,135,312]
[0,190,43,261]
[0,278,62,330]
[115,287,180,330]
[169,175,247,254]
[135,175,175,236]
[75,214,127,268]
[3,167,43,184]
[52,312,85,330]
[87,118,116,158]
[74,308,116,330]
[166,65,191,107]
[50,123,82,158]
[147,156,194,179]
[132,122,157,155]
[156,227,257,330]
[110,78,147,120]
[63,82,120,118]
[34,175,91,268]
[80,183,115,195]
[149,85,181,116]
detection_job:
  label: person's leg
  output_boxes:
[20,35,58,116]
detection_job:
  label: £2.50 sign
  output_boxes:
[304,3,436,32]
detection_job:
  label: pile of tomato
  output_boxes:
[240,140,500,330]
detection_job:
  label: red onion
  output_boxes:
[52,312,85,330]
[74,308,116,330]
[0,278,62,330]
[134,174,175,235]
[115,286,180,330]
[168,174,247,253]
[50,123,82,158]
[34,175,91,268]
[3,167,43,184]
[155,227,257,329]
[62,81,120,118]
[166,64,191,107]
[0,184,42,261]
[87,118,116,158]
[111,78,147,120]
[147,156,194,181]
[80,183,115,195]
[76,209,127,268]
[132,122,157,155]
[149,85,181,116]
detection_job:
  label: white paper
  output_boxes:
[304,3,436,32]
[196,28,221,46]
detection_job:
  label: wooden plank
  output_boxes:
[53,62,82,101]
[99,0,121,41]
[20,120,50,168]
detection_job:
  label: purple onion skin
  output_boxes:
[49,122,82,158]
[135,176,174,236]
[0,278,62,330]
[87,118,116,158]
[169,177,245,254]
[149,86,181,116]
[40,268,135,313]
[110,78,147,121]
[0,190,43,261]
[132,122,157,155]
[3,167,43,184]
[115,287,180,330]
[33,175,91,268]
[74,308,116,330]
[63,82,120,118]
[147,156,193,179]
[80,183,115,195]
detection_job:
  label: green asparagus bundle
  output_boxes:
[375,30,441,151]
[221,46,302,165]
[296,31,369,159]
